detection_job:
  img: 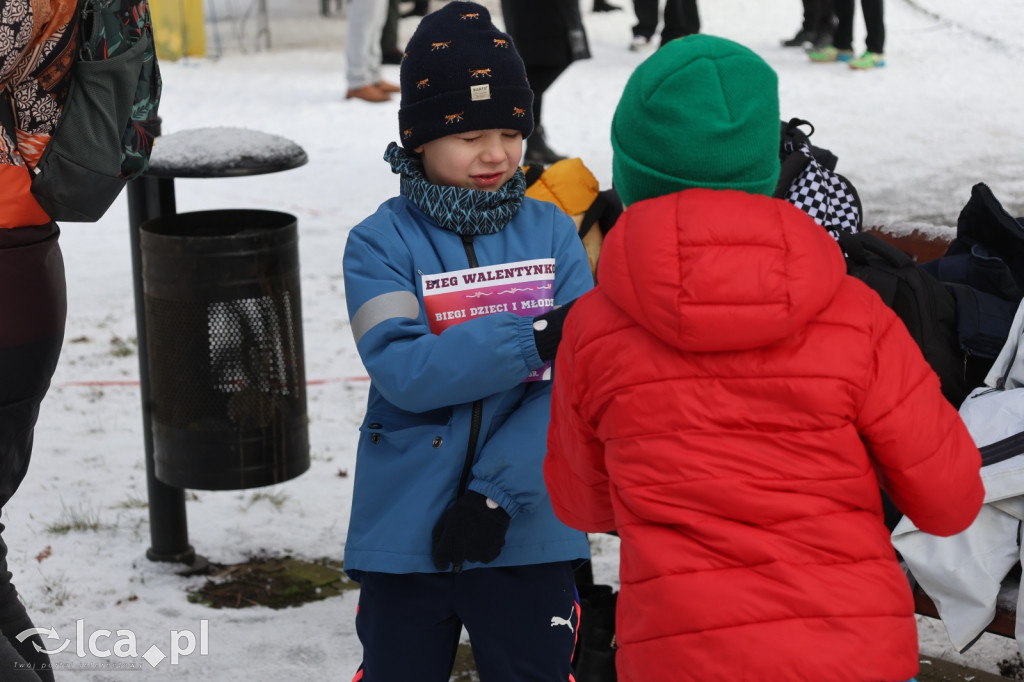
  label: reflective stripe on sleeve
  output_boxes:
[351,290,421,345]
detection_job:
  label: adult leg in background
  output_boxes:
[346,0,391,100]
[379,0,403,63]
[0,222,66,682]
[831,0,855,50]
[860,0,885,53]
[801,0,815,33]
[813,0,836,35]
[808,0,836,47]
[680,0,700,35]
[631,0,658,41]
[459,562,578,682]
[526,66,567,131]
[523,65,569,165]
[502,0,586,165]
[783,0,817,46]
[660,0,700,44]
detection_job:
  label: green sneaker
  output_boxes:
[849,51,886,69]
[808,46,854,63]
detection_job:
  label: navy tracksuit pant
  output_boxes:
[352,562,579,681]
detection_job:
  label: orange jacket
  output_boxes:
[545,189,984,681]
[1,0,79,228]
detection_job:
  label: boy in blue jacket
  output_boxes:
[341,3,593,679]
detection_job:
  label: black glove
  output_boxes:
[533,299,577,363]
[431,491,511,571]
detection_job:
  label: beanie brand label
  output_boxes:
[470,84,491,101]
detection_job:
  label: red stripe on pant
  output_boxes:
[570,595,581,680]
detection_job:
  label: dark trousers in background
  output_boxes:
[802,0,835,35]
[353,562,578,681]
[380,0,400,54]
[833,0,885,53]
[526,65,568,125]
[632,0,700,44]
[0,223,67,682]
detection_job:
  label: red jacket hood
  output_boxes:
[596,188,847,352]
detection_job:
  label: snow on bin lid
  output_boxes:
[146,127,308,178]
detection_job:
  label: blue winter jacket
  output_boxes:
[342,193,594,578]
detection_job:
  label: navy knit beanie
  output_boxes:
[398,1,534,150]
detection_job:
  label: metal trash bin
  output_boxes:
[140,209,309,490]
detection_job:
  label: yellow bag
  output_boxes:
[522,158,620,282]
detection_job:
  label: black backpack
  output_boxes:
[837,231,971,408]
[774,118,863,239]
[921,183,1024,391]
[833,231,968,531]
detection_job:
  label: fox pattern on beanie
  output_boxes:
[398,1,535,150]
[611,34,781,207]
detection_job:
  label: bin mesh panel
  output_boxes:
[146,292,304,430]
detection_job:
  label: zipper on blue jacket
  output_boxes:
[454,235,485,573]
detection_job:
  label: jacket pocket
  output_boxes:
[358,407,452,450]
[350,407,458,552]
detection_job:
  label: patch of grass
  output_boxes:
[246,489,288,511]
[450,643,479,681]
[187,555,357,609]
[109,335,136,357]
[41,572,73,607]
[309,450,334,463]
[112,495,148,510]
[46,504,105,534]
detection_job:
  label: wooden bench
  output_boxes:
[864,226,953,265]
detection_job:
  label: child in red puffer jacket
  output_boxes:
[544,34,983,682]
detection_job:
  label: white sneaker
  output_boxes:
[629,35,651,51]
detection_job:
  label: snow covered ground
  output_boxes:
[5,0,1024,678]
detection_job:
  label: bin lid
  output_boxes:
[146,127,308,179]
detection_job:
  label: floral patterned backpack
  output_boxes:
[28,0,162,221]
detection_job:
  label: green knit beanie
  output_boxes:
[611,35,781,207]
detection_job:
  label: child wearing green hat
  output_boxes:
[543,34,983,681]
[341,2,594,679]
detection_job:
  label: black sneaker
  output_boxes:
[781,29,816,48]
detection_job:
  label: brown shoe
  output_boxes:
[346,84,391,102]
[376,80,401,93]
